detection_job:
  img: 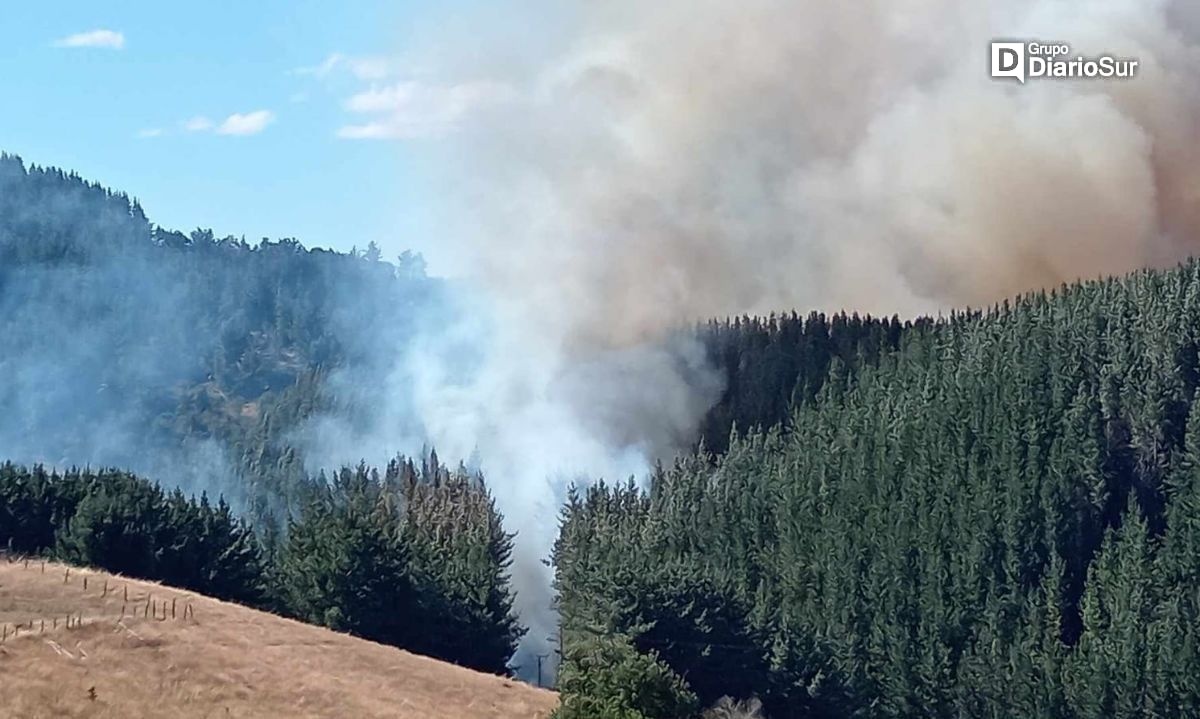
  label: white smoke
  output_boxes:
[315,0,1200,674]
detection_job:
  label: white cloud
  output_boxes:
[136,128,164,139]
[294,52,345,78]
[216,110,275,136]
[337,81,514,140]
[54,29,125,50]
[181,116,214,133]
[294,52,398,81]
[295,53,509,140]
[176,111,275,137]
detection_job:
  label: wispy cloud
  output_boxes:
[346,58,394,82]
[294,52,397,81]
[337,81,514,140]
[136,128,164,139]
[295,52,507,140]
[216,110,275,136]
[175,111,274,137]
[294,53,344,78]
[53,29,125,50]
[182,116,214,133]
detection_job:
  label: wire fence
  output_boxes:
[0,553,197,645]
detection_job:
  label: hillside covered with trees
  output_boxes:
[0,152,438,521]
[0,154,532,672]
[554,264,1200,717]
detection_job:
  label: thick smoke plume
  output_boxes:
[428,0,1200,321]
[335,0,1200,670]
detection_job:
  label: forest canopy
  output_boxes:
[555,264,1200,717]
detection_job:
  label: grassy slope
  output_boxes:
[0,558,557,719]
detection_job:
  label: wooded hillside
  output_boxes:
[555,264,1200,718]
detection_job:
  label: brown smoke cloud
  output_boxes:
[427,0,1200,333]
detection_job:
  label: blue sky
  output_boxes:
[0,1,516,262]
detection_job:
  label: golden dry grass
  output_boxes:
[0,557,558,719]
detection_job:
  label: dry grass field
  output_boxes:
[0,557,558,719]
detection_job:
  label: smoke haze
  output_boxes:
[0,176,241,502]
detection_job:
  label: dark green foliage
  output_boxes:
[701,697,766,719]
[556,264,1200,717]
[698,311,904,453]
[384,456,526,672]
[275,470,418,644]
[275,458,524,675]
[0,464,75,554]
[553,634,699,719]
[609,566,771,707]
[0,463,265,603]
